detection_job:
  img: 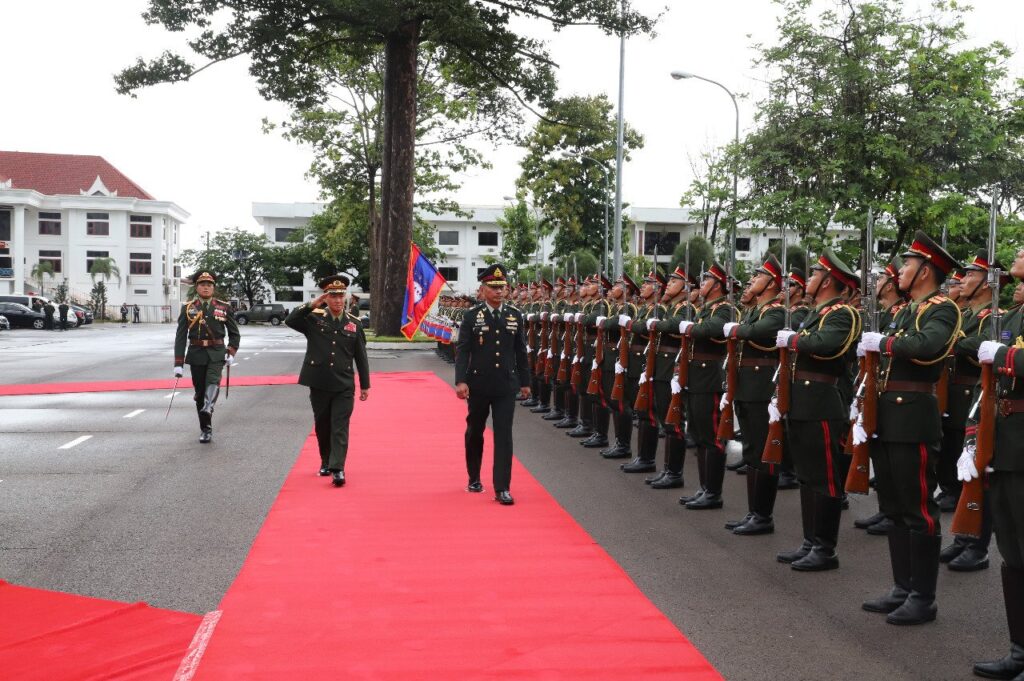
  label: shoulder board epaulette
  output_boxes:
[311,307,327,316]
[765,301,784,309]
[977,308,1004,319]
[891,301,907,314]
[506,304,521,313]
[928,295,949,305]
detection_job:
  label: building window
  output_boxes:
[439,267,459,282]
[477,267,489,278]
[133,289,148,295]
[130,215,153,238]
[284,269,304,287]
[39,250,62,273]
[876,239,895,254]
[174,265,181,278]
[129,252,152,275]
[276,290,304,302]
[478,232,498,246]
[86,212,110,236]
[39,212,62,235]
[438,230,459,245]
[275,227,299,243]
[643,231,680,256]
[86,250,110,273]
[735,237,751,252]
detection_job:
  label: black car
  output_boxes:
[0,302,47,329]
[0,314,9,331]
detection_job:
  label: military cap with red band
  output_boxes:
[810,249,859,290]
[619,273,641,296]
[883,256,903,281]
[643,269,667,291]
[704,261,730,286]
[788,268,806,289]
[193,270,216,285]
[669,265,698,286]
[540,277,553,291]
[964,248,1011,287]
[755,253,783,289]
[599,274,613,291]
[901,229,959,275]
[478,263,509,287]
[317,274,350,292]
[949,269,964,283]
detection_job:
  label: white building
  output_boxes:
[0,151,188,316]
[252,202,325,304]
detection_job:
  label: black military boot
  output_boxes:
[601,410,632,458]
[777,467,799,490]
[734,470,778,536]
[679,447,707,505]
[792,493,841,571]
[777,484,816,563]
[866,515,896,536]
[568,422,593,437]
[863,525,912,613]
[855,510,887,530]
[885,531,940,625]
[198,412,213,444]
[973,564,1024,680]
[531,383,552,413]
[651,436,685,488]
[582,407,610,448]
[622,422,658,473]
[948,546,990,572]
[600,441,631,459]
[939,535,968,563]
[200,384,219,415]
[726,471,757,530]
[686,446,724,509]
[556,392,579,428]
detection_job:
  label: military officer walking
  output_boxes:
[455,264,531,505]
[286,275,371,487]
[174,271,241,444]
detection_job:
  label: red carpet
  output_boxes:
[0,375,298,396]
[0,580,202,680]
[193,371,720,680]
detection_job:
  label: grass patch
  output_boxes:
[365,331,433,343]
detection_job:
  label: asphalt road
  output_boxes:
[0,323,1004,680]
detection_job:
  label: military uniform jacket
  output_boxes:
[286,303,370,393]
[599,301,638,370]
[876,290,961,443]
[626,302,664,378]
[455,303,530,397]
[987,303,1024,471]
[654,300,693,382]
[583,298,613,363]
[788,297,858,421]
[685,296,735,394]
[949,305,991,426]
[174,298,241,366]
[790,304,811,329]
[733,300,785,403]
[576,300,595,361]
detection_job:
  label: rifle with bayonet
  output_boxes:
[587,276,607,397]
[634,278,659,414]
[665,256,697,429]
[762,231,792,466]
[847,209,879,494]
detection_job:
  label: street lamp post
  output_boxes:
[561,152,611,274]
[671,70,739,309]
[612,0,627,277]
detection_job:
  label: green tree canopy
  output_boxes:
[179,228,288,307]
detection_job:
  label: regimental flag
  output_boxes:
[401,243,447,340]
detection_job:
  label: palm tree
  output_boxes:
[30,261,55,296]
[88,257,121,285]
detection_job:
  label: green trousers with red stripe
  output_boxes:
[871,440,941,536]
[787,417,849,498]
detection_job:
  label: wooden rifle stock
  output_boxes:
[846,351,878,494]
[544,315,559,380]
[716,336,738,441]
[936,355,951,416]
[951,363,996,538]
[570,316,585,391]
[609,328,629,403]
[557,316,572,383]
[587,328,605,395]
[634,330,659,413]
[536,316,549,375]
[761,346,791,465]
[665,335,689,428]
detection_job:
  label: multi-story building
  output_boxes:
[0,151,188,317]
[252,202,323,304]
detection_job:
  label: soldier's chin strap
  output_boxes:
[806,271,832,303]
[962,275,988,303]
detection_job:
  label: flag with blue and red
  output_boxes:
[401,243,447,340]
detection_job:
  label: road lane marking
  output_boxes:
[123,409,145,419]
[165,391,180,399]
[59,435,92,449]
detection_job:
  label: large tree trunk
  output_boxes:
[372,21,419,337]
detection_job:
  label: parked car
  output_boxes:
[0,314,9,331]
[69,303,94,324]
[0,294,49,309]
[234,303,288,326]
[0,302,47,329]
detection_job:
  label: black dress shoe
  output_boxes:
[331,471,346,487]
[886,594,936,625]
[939,541,967,563]
[466,480,484,493]
[554,417,577,429]
[495,491,515,505]
[529,404,551,414]
[862,586,909,614]
[645,471,666,485]
[685,492,723,510]
[726,459,746,471]
[581,434,609,448]
[936,493,958,513]
[541,410,564,421]
[318,466,330,477]
[600,444,632,459]
[650,473,683,489]
[866,517,896,536]
[725,513,754,531]
[840,494,850,510]
[777,540,813,564]
[791,547,839,571]
[854,511,886,530]
[948,547,989,572]
[567,425,593,438]
[520,397,539,407]
[199,428,212,444]
[621,458,656,473]
[973,643,1024,680]
[733,514,775,536]
[777,470,799,489]
[679,488,706,505]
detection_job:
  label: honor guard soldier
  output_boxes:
[596,274,641,459]
[619,270,666,473]
[454,264,531,505]
[554,277,581,430]
[580,275,615,449]
[286,275,370,487]
[722,254,787,535]
[860,231,961,624]
[544,277,570,424]
[777,267,811,491]
[173,271,240,444]
[567,276,598,439]
[529,279,554,413]
[775,250,859,571]
[521,283,543,408]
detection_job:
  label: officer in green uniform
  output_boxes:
[777,268,810,492]
[580,276,615,448]
[554,278,581,429]
[968,246,1024,680]
[619,270,666,473]
[542,278,568,422]
[775,250,859,571]
[286,275,370,487]
[520,283,540,407]
[722,254,786,535]
[454,264,531,505]
[528,280,554,413]
[173,271,240,444]
[596,275,640,459]
[860,231,961,625]
[677,262,737,510]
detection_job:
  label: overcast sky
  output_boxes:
[2,0,1022,252]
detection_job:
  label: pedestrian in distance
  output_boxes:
[455,264,531,505]
[58,301,69,331]
[120,303,129,326]
[133,303,141,323]
[286,275,370,488]
[43,301,55,330]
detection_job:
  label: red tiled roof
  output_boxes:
[0,151,155,200]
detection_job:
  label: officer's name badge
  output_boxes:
[1002,330,1012,341]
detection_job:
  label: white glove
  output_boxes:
[849,400,859,422]
[957,444,979,482]
[856,341,866,358]
[639,372,648,385]
[173,366,183,378]
[526,345,533,354]
[577,312,585,322]
[547,349,554,359]
[591,360,598,371]
[541,311,549,320]
[618,314,631,327]
[679,320,695,334]
[551,313,560,322]
[572,355,581,364]
[670,377,682,394]
[646,318,658,330]
[861,331,884,353]
[561,352,568,360]
[226,354,236,367]
[776,329,797,348]
[722,322,738,338]
[768,397,781,423]
[852,414,868,446]
[979,340,1002,365]
[527,313,535,321]
[614,361,625,374]
[596,316,607,326]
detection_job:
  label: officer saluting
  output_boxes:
[286,275,370,487]
[455,264,531,505]
[174,271,240,444]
